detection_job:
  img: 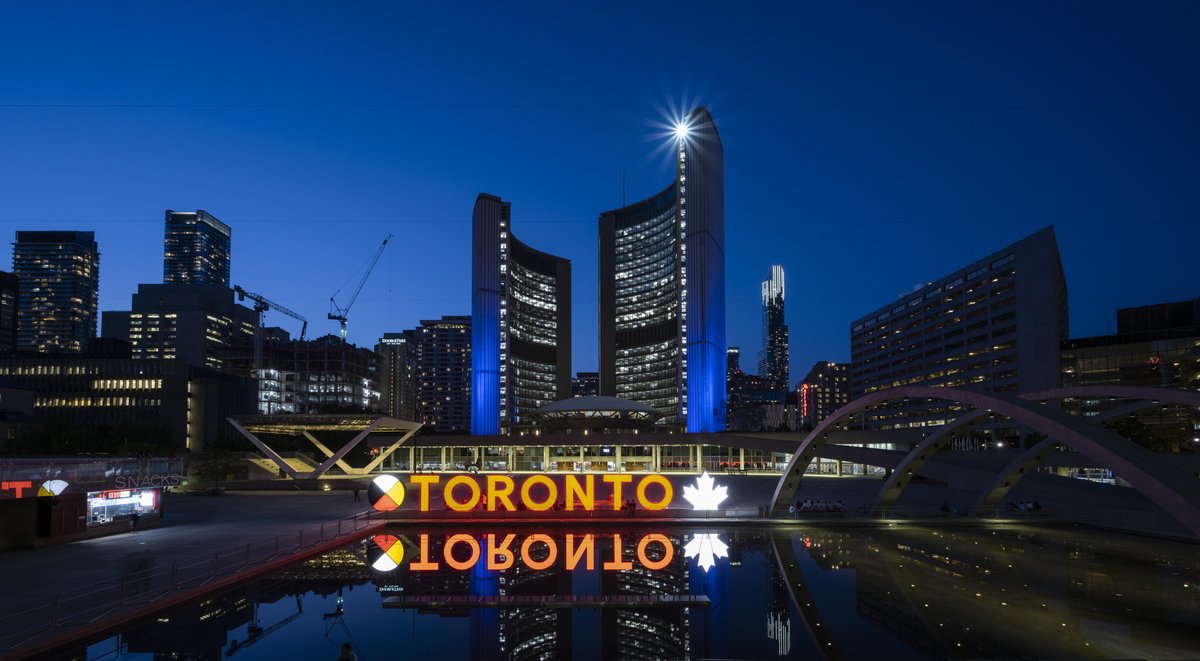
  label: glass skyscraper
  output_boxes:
[13,231,100,354]
[757,265,789,392]
[599,107,726,432]
[163,209,231,287]
[472,194,572,435]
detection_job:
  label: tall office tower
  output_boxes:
[377,330,417,420]
[471,194,571,435]
[599,107,726,432]
[0,270,16,356]
[415,315,472,434]
[163,209,231,287]
[757,265,789,392]
[850,226,1069,430]
[13,231,100,354]
[797,361,850,427]
[102,284,256,369]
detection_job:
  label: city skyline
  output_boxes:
[3,2,1198,383]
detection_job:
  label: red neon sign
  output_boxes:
[1,481,33,499]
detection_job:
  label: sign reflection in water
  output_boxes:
[89,525,1200,661]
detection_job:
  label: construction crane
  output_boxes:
[328,234,392,342]
[234,285,309,374]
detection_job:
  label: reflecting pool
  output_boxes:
[84,524,1200,660]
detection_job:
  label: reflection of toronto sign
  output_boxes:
[369,531,730,573]
[368,472,729,513]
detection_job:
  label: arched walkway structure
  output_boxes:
[969,388,1200,514]
[769,386,1200,537]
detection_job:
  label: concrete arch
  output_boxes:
[769,386,1200,538]
[970,389,1200,514]
[874,387,1200,511]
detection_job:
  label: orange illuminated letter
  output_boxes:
[520,475,557,511]
[565,534,595,570]
[603,534,633,570]
[636,533,674,570]
[565,475,594,511]
[487,475,516,511]
[486,533,517,570]
[411,534,439,571]
[521,534,558,570]
[636,475,673,511]
[444,475,481,511]
[444,534,480,570]
[410,475,440,511]
[602,475,632,509]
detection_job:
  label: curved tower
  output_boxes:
[599,107,725,432]
[472,194,572,435]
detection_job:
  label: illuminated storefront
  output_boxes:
[0,456,179,548]
[85,487,161,526]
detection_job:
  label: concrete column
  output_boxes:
[508,447,515,472]
[696,445,702,473]
[739,448,745,470]
[615,445,622,472]
[543,446,550,471]
[440,447,446,472]
[408,447,414,472]
[836,460,843,477]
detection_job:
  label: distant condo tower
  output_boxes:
[163,209,231,287]
[599,107,726,432]
[13,231,100,354]
[472,194,572,435]
[758,265,789,393]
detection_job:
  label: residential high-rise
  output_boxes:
[0,270,16,356]
[797,361,849,427]
[850,226,1069,430]
[102,284,256,370]
[13,231,100,354]
[599,107,725,432]
[471,194,571,435]
[415,315,471,434]
[164,209,231,287]
[757,265,789,392]
[377,331,417,421]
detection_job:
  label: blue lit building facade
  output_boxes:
[472,194,572,435]
[599,107,726,432]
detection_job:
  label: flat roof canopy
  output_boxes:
[230,414,420,436]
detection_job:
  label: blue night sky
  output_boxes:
[3,1,1197,381]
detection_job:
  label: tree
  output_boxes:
[190,446,240,492]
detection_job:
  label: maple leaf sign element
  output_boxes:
[682,471,728,511]
[683,534,729,572]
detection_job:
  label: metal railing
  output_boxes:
[0,509,380,655]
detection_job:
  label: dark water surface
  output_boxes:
[82,523,1200,660]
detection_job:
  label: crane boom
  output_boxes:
[235,285,309,382]
[328,234,392,341]
[235,286,308,339]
